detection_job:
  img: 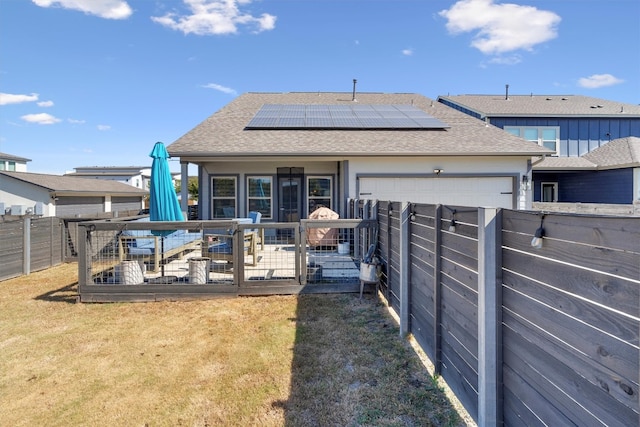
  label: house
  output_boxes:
[0,152,31,172]
[437,94,640,204]
[65,165,181,194]
[65,166,150,190]
[0,171,147,217]
[167,92,550,221]
[531,136,640,204]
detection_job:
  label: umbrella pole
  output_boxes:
[161,238,165,277]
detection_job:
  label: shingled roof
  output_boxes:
[168,92,551,158]
[0,152,32,162]
[0,171,147,195]
[534,137,640,170]
[437,94,640,118]
[583,136,640,168]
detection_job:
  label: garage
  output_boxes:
[357,176,516,208]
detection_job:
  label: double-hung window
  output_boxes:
[505,126,559,155]
[211,176,237,218]
[307,176,332,214]
[247,176,272,219]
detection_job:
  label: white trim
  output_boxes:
[541,182,558,202]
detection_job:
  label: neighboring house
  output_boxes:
[65,166,181,191]
[65,166,152,190]
[0,152,31,172]
[0,171,147,217]
[167,92,550,221]
[532,136,640,204]
[437,94,640,203]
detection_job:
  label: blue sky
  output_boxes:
[1,0,639,175]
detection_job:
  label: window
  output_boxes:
[211,176,236,218]
[7,161,16,171]
[247,176,272,219]
[505,126,559,155]
[0,162,5,171]
[541,182,558,202]
[307,176,332,214]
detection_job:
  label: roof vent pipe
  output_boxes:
[505,84,509,100]
[352,79,357,102]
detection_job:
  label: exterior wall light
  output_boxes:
[531,214,545,249]
[448,208,457,232]
[433,168,444,176]
[522,174,531,191]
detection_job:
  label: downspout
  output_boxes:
[531,155,548,167]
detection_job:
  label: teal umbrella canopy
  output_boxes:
[149,141,183,229]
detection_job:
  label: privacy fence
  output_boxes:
[0,210,142,281]
[348,200,639,427]
[0,217,65,281]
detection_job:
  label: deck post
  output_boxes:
[477,207,503,427]
[77,223,89,298]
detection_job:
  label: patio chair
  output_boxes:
[248,211,264,250]
[202,218,257,266]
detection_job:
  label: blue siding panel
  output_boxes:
[489,116,640,159]
[534,169,633,203]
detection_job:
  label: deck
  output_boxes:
[81,243,374,302]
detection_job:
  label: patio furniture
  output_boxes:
[248,211,264,250]
[118,219,201,273]
[202,218,258,266]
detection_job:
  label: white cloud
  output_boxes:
[439,0,560,55]
[97,124,111,131]
[151,0,277,35]
[32,0,133,20]
[37,100,54,107]
[578,74,624,89]
[68,118,86,124]
[402,48,414,56]
[21,113,61,125]
[202,83,237,95]
[487,54,522,65]
[0,92,39,105]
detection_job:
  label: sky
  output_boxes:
[1,0,639,175]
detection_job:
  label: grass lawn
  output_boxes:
[0,263,470,426]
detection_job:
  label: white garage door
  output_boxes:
[358,177,515,208]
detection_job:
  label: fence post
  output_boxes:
[477,207,503,427]
[433,204,442,375]
[23,217,31,275]
[399,202,411,336]
[77,224,89,296]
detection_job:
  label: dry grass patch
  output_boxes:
[1,263,468,426]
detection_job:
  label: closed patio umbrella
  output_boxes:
[149,141,183,276]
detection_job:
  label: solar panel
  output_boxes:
[245,104,449,129]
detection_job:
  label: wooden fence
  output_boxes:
[0,217,65,281]
[0,211,141,281]
[350,200,639,427]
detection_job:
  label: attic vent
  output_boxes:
[545,97,553,100]
[561,97,568,100]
